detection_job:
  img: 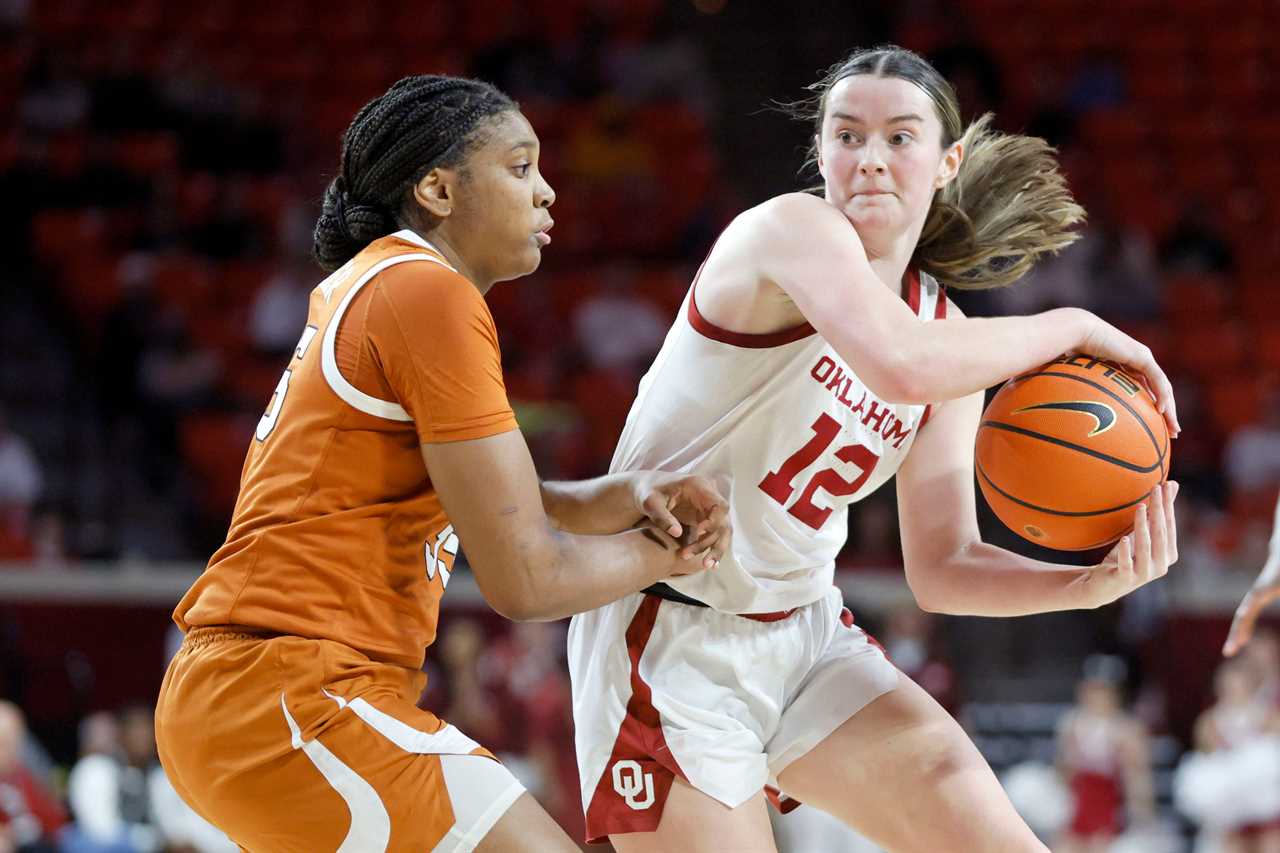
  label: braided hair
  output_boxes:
[313,75,518,272]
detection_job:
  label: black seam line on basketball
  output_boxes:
[1003,371,1164,467]
[976,461,1151,517]
[980,420,1160,473]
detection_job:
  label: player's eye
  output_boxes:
[890,132,912,145]
[514,163,531,177]
[838,131,857,145]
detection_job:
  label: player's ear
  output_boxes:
[413,168,456,220]
[935,140,963,190]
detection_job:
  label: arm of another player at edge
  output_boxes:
[895,389,1099,617]
[422,430,692,622]
[752,194,1094,405]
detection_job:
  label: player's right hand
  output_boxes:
[1223,562,1280,657]
[1086,482,1179,607]
[631,472,732,574]
[1077,312,1180,438]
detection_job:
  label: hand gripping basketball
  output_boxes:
[1086,482,1179,607]
[1079,315,1180,438]
[631,472,731,571]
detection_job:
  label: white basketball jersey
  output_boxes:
[610,267,948,613]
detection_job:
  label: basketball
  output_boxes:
[975,355,1171,551]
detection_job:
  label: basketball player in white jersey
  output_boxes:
[567,46,1181,853]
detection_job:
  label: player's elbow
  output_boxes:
[905,566,950,614]
[874,359,934,405]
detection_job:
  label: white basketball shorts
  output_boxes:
[567,586,899,842]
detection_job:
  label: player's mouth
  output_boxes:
[534,220,554,247]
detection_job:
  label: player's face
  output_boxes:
[442,111,556,287]
[816,75,961,246]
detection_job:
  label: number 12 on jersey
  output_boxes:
[758,413,880,531]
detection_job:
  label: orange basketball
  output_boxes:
[975,355,1171,551]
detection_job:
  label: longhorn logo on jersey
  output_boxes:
[611,760,655,810]
[425,525,459,587]
[1013,400,1117,437]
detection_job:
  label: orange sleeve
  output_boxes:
[365,263,518,444]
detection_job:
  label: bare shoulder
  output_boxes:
[743,192,849,236]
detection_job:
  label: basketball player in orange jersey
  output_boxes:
[567,46,1180,853]
[1225,492,1280,658]
[154,76,731,853]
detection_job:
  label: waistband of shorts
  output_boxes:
[181,625,285,649]
[641,583,797,622]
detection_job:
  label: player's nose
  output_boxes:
[536,174,555,208]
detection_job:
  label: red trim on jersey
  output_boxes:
[688,283,816,348]
[905,267,921,315]
[584,596,689,843]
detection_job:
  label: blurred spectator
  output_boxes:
[486,622,581,840]
[63,711,148,853]
[600,9,717,117]
[1054,656,1155,853]
[1190,659,1280,851]
[1158,202,1235,275]
[248,261,311,357]
[0,702,64,853]
[0,409,43,517]
[63,706,161,853]
[434,621,506,751]
[992,216,1161,322]
[63,707,232,853]
[880,606,958,714]
[1242,628,1280,709]
[571,266,667,372]
[0,407,43,560]
[1224,389,1280,498]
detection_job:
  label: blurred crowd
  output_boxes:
[1,0,1279,850]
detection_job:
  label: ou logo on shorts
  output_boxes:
[611,759,655,810]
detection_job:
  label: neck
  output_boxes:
[861,227,920,300]
[416,227,494,294]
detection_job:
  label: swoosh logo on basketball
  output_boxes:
[1012,401,1116,437]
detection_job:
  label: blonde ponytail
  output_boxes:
[917,114,1085,290]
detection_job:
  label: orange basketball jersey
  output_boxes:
[174,230,517,668]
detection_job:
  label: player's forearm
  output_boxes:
[908,540,1095,617]
[539,474,642,535]
[887,308,1093,404]
[493,528,675,621]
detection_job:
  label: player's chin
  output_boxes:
[510,243,544,278]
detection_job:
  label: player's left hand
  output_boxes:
[631,472,731,569]
[1224,562,1280,657]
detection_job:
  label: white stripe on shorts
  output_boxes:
[280,694,391,853]
[321,688,482,755]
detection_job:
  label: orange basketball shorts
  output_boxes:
[155,628,524,853]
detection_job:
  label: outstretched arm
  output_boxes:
[747,193,1178,434]
[896,388,1177,617]
[423,431,728,622]
[1224,491,1280,656]
[539,471,728,560]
